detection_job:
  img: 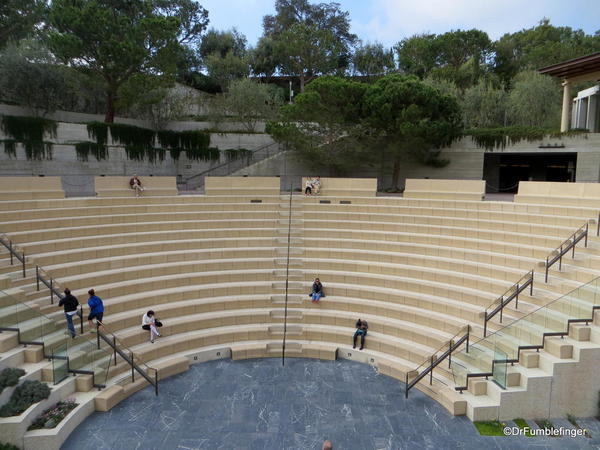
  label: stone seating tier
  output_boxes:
[0,177,64,201]
[300,177,377,197]
[515,181,600,207]
[94,176,178,197]
[403,179,485,201]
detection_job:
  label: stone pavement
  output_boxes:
[62,358,600,450]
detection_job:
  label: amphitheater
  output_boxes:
[2,175,600,449]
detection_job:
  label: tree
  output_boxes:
[48,0,208,123]
[395,34,438,78]
[155,0,208,46]
[270,76,369,175]
[223,78,283,132]
[507,70,561,128]
[352,42,395,80]
[363,75,463,188]
[0,39,79,115]
[205,52,248,91]
[249,36,278,80]
[275,23,343,92]
[494,19,600,85]
[261,0,356,90]
[199,28,246,59]
[0,0,47,49]
[461,79,508,128]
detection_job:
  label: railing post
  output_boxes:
[50,278,54,305]
[131,352,135,382]
[21,251,25,278]
[466,332,470,353]
[429,356,434,385]
[154,369,158,396]
[405,373,409,399]
[499,303,503,324]
[9,241,13,265]
[597,212,600,236]
[515,284,519,309]
[448,340,452,368]
[36,266,40,291]
[585,223,589,247]
[113,336,117,365]
[530,271,534,295]
[483,318,487,338]
[545,257,549,283]
[559,246,563,271]
[79,306,84,334]
[96,322,100,349]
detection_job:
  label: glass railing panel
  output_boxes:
[51,342,69,385]
[492,346,507,388]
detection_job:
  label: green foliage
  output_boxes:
[86,122,109,146]
[183,72,222,94]
[223,79,283,132]
[157,129,211,161]
[249,36,278,79]
[473,420,507,436]
[109,123,156,149]
[534,419,554,430]
[0,115,57,142]
[507,70,561,128]
[200,28,247,59]
[225,148,252,161]
[1,140,16,158]
[513,418,534,437]
[464,126,589,151]
[0,442,20,450]
[0,115,57,160]
[186,146,219,162]
[48,0,197,122]
[205,52,249,91]
[0,380,50,417]
[364,74,463,186]
[0,0,47,49]
[0,368,26,394]
[353,42,395,79]
[28,399,78,430]
[75,141,108,161]
[462,79,508,128]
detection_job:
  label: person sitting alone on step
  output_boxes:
[353,318,368,350]
[304,178,313,196]
[142,310,163,343]
[309,278,324,302]
[129,174,144,197]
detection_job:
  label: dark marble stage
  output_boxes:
[63,358,596,449]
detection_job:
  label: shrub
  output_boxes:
[0,368,26,394]
[28,399,78,430]
[0,380,51,417]
[0,442,20,450]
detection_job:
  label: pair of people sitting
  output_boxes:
[304,176,321,196]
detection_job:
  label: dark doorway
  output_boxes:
[483,152,577,193]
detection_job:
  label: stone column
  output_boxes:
[560,79,571,132]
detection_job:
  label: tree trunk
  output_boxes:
[299,74,305,94]
[105,91,115,123]
[391,158,400,189]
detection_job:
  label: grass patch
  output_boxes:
[513,418,534,437]
[474,420,507,436]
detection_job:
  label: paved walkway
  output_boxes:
[63,358,598,449]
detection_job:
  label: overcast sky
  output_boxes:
[198,0,600,48]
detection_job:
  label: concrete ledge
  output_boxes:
[404,179,485,201]
[506,372,521,387]
[520,351,539,368]
[544,337,573,359]
[0,331,19,352]
[94,385,125,412]
[75,375,93,392]
[469,380,487,396]
[24,347,44,363]
[569,324,591,342]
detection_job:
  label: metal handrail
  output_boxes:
[0,233,26,277]
[405,325,470,398]
[544,222,588,283]
[183,141,280,188]
[483,270,534,337]
[97,326,158,395]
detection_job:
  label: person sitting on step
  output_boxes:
[353,318,368,350]
[129,174,145,197]
[309,278,324,302]
[142,310,163,343]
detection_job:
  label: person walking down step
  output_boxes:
[353,318,368,350]
[142,310,163,343]
[58,288,79,338]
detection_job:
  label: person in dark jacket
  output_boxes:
[58,288,79,338]
[87,289,104,331]
[353,318,368,350]
[309,278,324,302]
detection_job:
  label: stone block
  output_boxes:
[469,380,487,396]
[95,385,125,412]
[506,372,521,387]
[544,337,573,359]
[76,374,94,392]
[569,324,591,342]
[24,346,44,363]
[520,351,539,368]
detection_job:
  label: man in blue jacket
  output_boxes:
[87,288,104,331]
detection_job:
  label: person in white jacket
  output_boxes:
[141,310,163,343]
